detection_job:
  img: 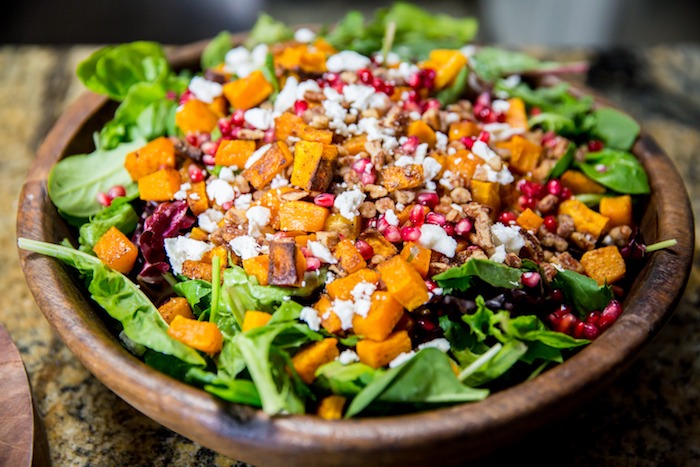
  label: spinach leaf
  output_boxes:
[315,361,378,397]
[546,142,576,180]
[436,65,468,106]
[345,348,488,417]
[574,193,608,207]
[552,269,613,317]
[576,149,650,194]
[260,52,280,99]
[48,139,145,219]
[461,340,528,387]
[470,47,558,83]
[201,31,233,70]
[174,279,211,317]
[78,196,139,253]
[588,107,640,151]
[528,112,576,135]
[244,13,294,49]
[433,259,523,291]
[204,380,262,407]
[18,238,206,366]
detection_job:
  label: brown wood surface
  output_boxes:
[15,39,695,466]
[0,325,49,467]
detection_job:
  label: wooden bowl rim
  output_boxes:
[16,37,695,465]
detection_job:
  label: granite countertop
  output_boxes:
[1,44,699,466]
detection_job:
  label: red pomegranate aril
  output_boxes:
[478,107,493,121]
[543,215,558,233]
[185,134,199,146]
[202,154,216,166]
[355,240,374,260]
[521,271,541,288]
[221,201,233,211]
[496,113,507,123]
[376,216,390,233]
[383,83,395,97]
[547,313,562,329]
[560,187,572,200]
[218,118,232,135]
[402,135,420,154]
[478,131,491,143]
[541,131,556,146]
[178,90,193,105]
[572,321,586,339]
[372,77,385,92]
[384,225,402,243]
[582,323,600,340]
[460,136,475,150]
[423,68,437,81]
[518,195,536,210]
[301,247,313,258]
[417,317,437,332]
[408,72,422,88]
[231,109,245,126]
[352,158,372,175]
[417,192,439,208]
[401,226,421,242]
[107,185,126,199]
[306,257,321,271]
[546,179,563,196]
[358,68,373,84]
[498,211,517,224]
[166,90,177,100]
[475,92,491,108]
[425,212,447,226]
[406,89,420,103]
[424,99,441,111]
[409,204,426,225]
[585,311,601,326]
[97,192,112,207]
[360,171,377,185]
[520,180,544,198]
[603,300,623,319]
[314,193,335,208]
[551,289,564,302]
[530,106,542,116]
[425,279,438,292]
[188,165,205,182]
[553,303,571,319]
[443,223,455,236]
[587,139,604,152]
[556,313,578,334]
[454,218,473,236]
[325,72,340,84]
[293,99,309,116]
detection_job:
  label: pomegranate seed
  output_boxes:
[461,136,475,150]
[221,201,233,211]
[498,211,517,224]
[231,109,245,126]
[443,223,455,236]
[604,300,623,319]
[585,311,601,326]
[401,135,420,154]
[587,139,604,152]
[553,303,571,318]
[417,192,439,209]
[530,106,542,116]
[478,107,493,122]
[202,154,216,166]
[301,247,313,257]
[551,289,564,302]
[166,90,177,100]
[541,131,556,146]
[263,128,275,143]
[201,141,214,155]
[360,171,376,185]
[409,204,426,225]
[547,313,562,329]
[406,89,419,103]
[325,72,340,84]
[294,100,308,116]
[424,99,441,111]
[357,68,373,84]
[556,313,579,334]
[188,165,205,182]
[423,68,436,81]
[376,216,390,233]
[496,113,507,123]
[306,257,321,271]
[218,118,232,136]
[560,187,573,200]
[425,279,438,292]
[97,192,112,207]
[519,181,544,199]
[314,193,335,208]
[408,72,422,88]
[518,195,537,210]
[454,218,473,236]
[372,77,385,91]
[546,179,563,197]
[186,134,199,146]
[400,226,421,242]
[178,90,193,105]
[478,131,491,143]
[582,323,600,340]
[475,92,491,109]
[417,317,437,332]
[107,185,126,199]
[572,321,586,338]
[425,212,447,226]
[543,215,558,233]
[521,271,541,288]
[352,158,372,175]
[384,225,402,242]
[355,240,374,260]
[383,83,395,97]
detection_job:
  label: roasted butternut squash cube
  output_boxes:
[517,208,544,232]
[445,150,483,182]
[124,137,175,181]
[242,310,272,332]
[377,255,429,311]
[215,139,256,168]
[448,121,481,141]
[243,254,270,285]
[201,245,228,266]
[274,112,304,141]
[158,297,195,324]
[506,97,528,130]
[324,213,362,240]
[558,198,610,239]
[189,227,209,241]
[294,234,317,248]
[504,135,543,175]
[138,168,181,202]
[326,268,380,301]
[93,226,138,274]
[297,125,334,144]
[561,170,606,195]
[208,95,228,118]
[279,201,329,232]
[425,49,468,89]
[181,260,217,283]
[291,141,337,191]
[407,120,437,145]
[399,242,431,278]
[343,135,368,155]
[470,179,501,211]
[223,70,273,110]
[317,395,346,420]
[186,181,209,216]
[380,164,424,192]
[580,246,626,285]
[332,239,367,274]
[292,338,339,384]
[275,44,305,70]
[175,99,219,134]
[358,229,398,258]
[314,295,342,334]
[356,330,412,369]
[268,240,306,286]
[352,292,404,341]
[300,49,327,73]
[242,141,294,190]
[599,195,633,227]
[256,186,295,230]
[167,315,223,354]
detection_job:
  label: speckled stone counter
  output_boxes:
[2,44,698,466]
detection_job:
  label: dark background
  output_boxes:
[2,0,700,46]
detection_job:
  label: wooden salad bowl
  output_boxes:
[16,36,694,466]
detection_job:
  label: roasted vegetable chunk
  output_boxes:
[243,254,270,285]
[377,255,429,311]
[124,136,175,181]
[292,338,339,384]
[242,310,272,332]
[93,226,138,274]
[291,141,337,191]
[268,240,306,286]
[175,99,219,134]
[138,168,181,202]
[333,239,367,274]
[279,201,330,232]
[242,141,294,190]
[167,315,223,354]
[580,246,626,285]
[158,297,195,324]
[356,331,412,369]
[381,164,424,192]
[352,292,404,341]
[215,139,256,168]
[223,70,273,110]
[559,198,610,239]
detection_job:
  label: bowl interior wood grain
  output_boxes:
[16,37,694,466]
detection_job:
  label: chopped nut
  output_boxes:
[537,194,559,215]
[375,197,395,213]
[393,190,416,205]
[450,187,471,204]
[569,231,596,251]
[609,225,633,247]
[237,129,265,140]
[446,209,461,223]
[504,253,522,269]
[365,184,388,199]
[359,201,377,218]
[556,214,575,238]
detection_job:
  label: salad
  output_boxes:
[19,4,675,419]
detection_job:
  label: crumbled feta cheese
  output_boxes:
[334,188,366,220]
[337,349,360,365]
[389,351,416,368]
[395,203,405,211]
[296,79,321,100]
[482,164,515,185]
[299,306,321,331]
[244,107,274,130]
[274,76,298,114]
[189,193,200,201]
[343,84,376,110]
[447,147,457,155]
[439,170,456,190]
[174,182,191,201]
[224,44,268,77]
[188,76,222,104]
[386,61,419,81]
[491,223,525,253]
[307,241,337,264]
[422,157,442,182]
[331,299,355,330]
[418,224,458,258]
[372,51,400,66]
[218,167,236,182]
[471,140,499,162]
[270,174,289,189]
[394,155,415,167]
[435,131,448,151]
[460,45,477,59]
[250,44,269,67]
[245,143,271,169]
[206,179,235,205]
[417,338,451,352]
[294,27,315,43]
[326,50,371,72]
[350,281,377,318]
[246,206,271,237]
[325,271,336,285]
[491,99,511,114]
[384,209,399,226]
[234,193,252,210]
[164,237,212,275]
[414,143,429,163]
[482,122,525,142]
[198,208,224,233]
[229,235,260,260]
[489,244,507,263]
[451,203,464,213]
[444,112,461,125]
[408,111,422,121]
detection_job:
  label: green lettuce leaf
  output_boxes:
[78,196,139,253]
[201,30,233,70]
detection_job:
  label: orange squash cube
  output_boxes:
[223,70,273,110]
[290,141,337,192]
[599,195,633,227]
[274,112,304,141]
[503,135,543,174]
[445,150,484,182]
[380,164,424,192]
[580,246,627,285]
[214,139,256,168]
[358,229,398,258]
[470,179,501,211]
[424,49,468,89]
[138,168,181,202]
[332,239,367,274]
[561,170,606,195]
[559,199,610,239]
[124,137,175,181]
[296,125,334,144]
[279,201,330,232]
[268,241,306,287]
[399,242,431,278]
[186,181,209,216]
[343,135,368,155]
[292,338,339,384]
[241,141,294,190]
[517,208,544,232]
[324,213,362,240]
[326,268,380,301]
[352,292,404,341]
[243,255,270,285]
[356,331,412,369]
[377,255,429,311]
[448,121,481,142]
[175,99,219,134]
[167,315,223,354]
[93,226,138,274]
[314,295,342,334]
[317,395,346,420]
[506,97,528,130]
[242,310,273,332]
[158,297,195,324]
[407,120,437,146]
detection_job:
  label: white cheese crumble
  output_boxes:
[482,122,525,142]
[270,173,289,189]
[294,27,315,43]
[234,193,252,210]
[229,235,260,260]
[244,143,271,169]
[435,131,448,152]
[164,236,212,275]
[394,155,415,168]
[299,306,321,331]
[197,208,224,233]
[206,179,235,205]
[334,188,366,220]
[417,338,451,352]
[307,241,337,264]
[384,209,399,226]
[350,281,377,318]
[471,140,499,162]
[246,206,271,237]
[188,76,222,104]
[244,107,274,130]
[331,299,355,330]
[389,351,415,368]
[491,99,511,113]
[224,44,268,77]
[482,164,515,185]
[491,223,525,253]
[418,224,457,258]
[274,76,298,114]
[343,84,376,111]
[218,167,236,182]
[489,244,507,263]
[174,182,192,201]
[422,157,443,182]
[337,349,360,365]
[326,50,371,72]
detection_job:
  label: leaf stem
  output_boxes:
[381,21,396,64]
[210,255,221,324]
[458,343,502,382]
[644,238,678,253]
